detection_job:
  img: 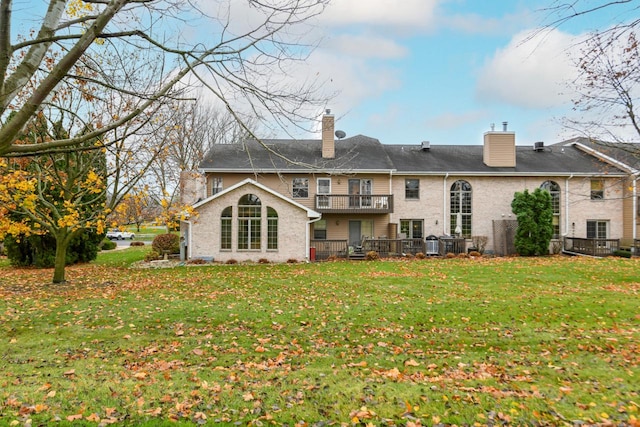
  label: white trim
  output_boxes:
[568,141,640,175]
[192,178,321,219]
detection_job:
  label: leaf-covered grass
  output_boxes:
[1,254,638,426]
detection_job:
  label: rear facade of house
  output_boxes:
[180,113,637,263]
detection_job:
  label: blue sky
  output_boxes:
[13,1,639,147]
[300,0,639,146]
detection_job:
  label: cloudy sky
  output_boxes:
[13,1,639,147]
[297,0,638,146]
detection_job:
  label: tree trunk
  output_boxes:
[52,231,71,284]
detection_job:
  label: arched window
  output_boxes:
[220,206,232,250]
[541,181,561,238]
[267,207,278,250]
[238,194,261,250]
[450,180,472,237]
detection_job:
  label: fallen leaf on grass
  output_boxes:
[66,413,83,421]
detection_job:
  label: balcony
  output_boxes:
[314,194,393,214]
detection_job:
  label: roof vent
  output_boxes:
[421,141,430,151]
[533,141,544,152]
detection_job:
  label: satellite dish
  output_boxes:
[335,130,346,139]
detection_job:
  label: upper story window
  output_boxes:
[211,177,223,196]
[292,178,309,198]
[405,179,419,200]
[590,179,604,200]
[317,178,331,194]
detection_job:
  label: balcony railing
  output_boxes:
[314,194,393,213]
[563,237,620,257]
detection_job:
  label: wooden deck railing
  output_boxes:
[563,237,620,257]
[310,236,467,260]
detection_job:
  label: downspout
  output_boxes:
[633,178,638,246]
[565,174,573,238]
[306,216,323,262]
[443,173,449,235]
[183,220,192,261]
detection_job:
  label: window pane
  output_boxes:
[450,180,472,237]
[267,207,277,249]
[211,177,223,196]
[405,179,419,199]
[541,181,560,238]
[221,206,232,249]
[313,220,327,240]
[293,178,309,198]
[591,180,604,200]
[411,220,423,239]
[317,178,331,194]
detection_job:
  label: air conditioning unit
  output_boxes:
[533,141,544,151]
[421,141,430,151]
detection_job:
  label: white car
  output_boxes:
[106,229,135,240]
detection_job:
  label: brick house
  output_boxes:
[180,112,635,262]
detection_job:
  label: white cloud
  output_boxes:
[476,29,580,109]
[321,0,439,31]
[325,34,409,59]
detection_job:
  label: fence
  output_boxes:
[563,237,620,257]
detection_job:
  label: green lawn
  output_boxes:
[0,252,638,426]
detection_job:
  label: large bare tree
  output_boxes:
[0,0,329,157]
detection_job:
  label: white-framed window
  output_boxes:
[220,206,232,250]
[450,180,472,237]
[317,178,331,208]
[238,194,261,250]
[267,207,278,250]
[405,179,419,200]
[211,177,223,196]
[292,178,309,198]
[590,179,604,200]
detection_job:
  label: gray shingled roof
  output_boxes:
[199,135,627,176]
[561,137,640,173]
[199,135,395,172]
[383,143,624,175]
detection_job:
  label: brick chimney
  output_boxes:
[180,170,206,205]
[322,109,335,159]
[483,121,515,167]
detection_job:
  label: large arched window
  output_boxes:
[220,206,232,250]
[267,207,278,250]
[450,180,472,237]
[540,181,561,238]
[238,194,261,250]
